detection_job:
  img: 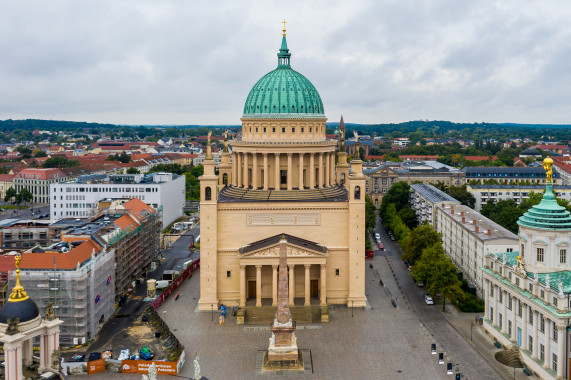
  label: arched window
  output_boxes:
[222,173,228,185]
[205,186,212,201]
[340,173,345,185]
[354,185,361,200]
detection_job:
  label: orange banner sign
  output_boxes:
[87,359,106,375]
[121,360,178,375]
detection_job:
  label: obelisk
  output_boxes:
[266,234,301,364]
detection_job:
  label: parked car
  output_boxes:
[374,232,380,240]
[389,234,396,241]
[417,281,425,287]
[378,241,384,250]
[424,294,434,305]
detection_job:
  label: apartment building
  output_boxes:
[434,203,519,296]
[462,167,562,185]
[410,184,460,226]
[14,168,69,204]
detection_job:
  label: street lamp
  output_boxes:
[470,322,473,341]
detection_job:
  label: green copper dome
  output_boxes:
[243,35,325,118]
[517,182,571,230]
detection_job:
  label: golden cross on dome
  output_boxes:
[282,19,287,36]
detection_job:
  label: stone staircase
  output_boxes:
[244,306,321,325]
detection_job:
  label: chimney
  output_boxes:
[472,220,476,225]
[475,226,479,233]
[462,217,465,223]
[450,207,454,215]
[487,229,492,235]
[461,211,464,217]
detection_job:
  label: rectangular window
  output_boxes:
[335,269,340,276]
[540,289,545,299]
[301,128,304,132]
[499,291,502,304]
[282,127,285,132]
[528,283,533,292]
[560,249,567,263]
[226,271,231,278]
[498,313,503,329]
[553,353,558,372]
[507,248,513,252]
[292,128,295,133]
[272,127,275,133]
[518,301,522,317]
[515,277,520,287]
[537,247,544,262]
[529,308,534,325]
[540,343,544,362]
[528,336,533,352]
[508,295,512,310]
[553,297,558,307]
[490,285,494,296]
[508,321,512,336]
[520,244,525,257]
[553,321,558,341]
[540,315,545,332]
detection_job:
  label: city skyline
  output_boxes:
[1,1,571,125]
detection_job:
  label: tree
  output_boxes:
[379,181,410,219]
[411,243,464,311]
[43,156,80,168]
[4,187,17,203]
[447,185,475,208]
[126,167,141,174]
[34,150,47,158]
[365,195,376,231]
[403,224,442,264]
[397,207,418,230]
[17,188,33,204]
[147,163,186,175]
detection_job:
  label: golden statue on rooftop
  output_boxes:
[543,157,553,183]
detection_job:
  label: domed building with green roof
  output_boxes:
[483,158,571,379]
[198,26,367,312]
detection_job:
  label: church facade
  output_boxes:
[198,29,367,310]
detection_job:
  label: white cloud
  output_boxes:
[0,0,570,125]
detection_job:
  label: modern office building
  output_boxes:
[50,172,184,226]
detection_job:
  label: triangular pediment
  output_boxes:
[238,234,328,258]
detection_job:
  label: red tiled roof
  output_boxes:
[19,239,102,270]
[0,174,15,182]
[365,155,385,161]
[114,214,139,231]
[0,255,16,273]
[15,168,67,180]
[122,198,155,221]
[464,156,498,161]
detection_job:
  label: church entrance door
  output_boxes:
[310,279,319,297]
[248,280,256,299]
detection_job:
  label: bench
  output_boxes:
[493,341,502,348]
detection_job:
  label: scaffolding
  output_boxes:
[9,248,116,346]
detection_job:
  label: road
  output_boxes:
[0,203,50,221]
[68,223,200,355]
[373,216,517,380]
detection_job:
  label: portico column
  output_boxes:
[232,153,238,186]
[275,153,280,190]
[501,290,508,334]
[255,265,262,307]
[557,324,565,377]
[287,153,293,190]
[39,334,45,369]
[237,153,242,187]
[309,153,315,188]
[272,265,278,306]
[243,153,249,188]
[330,153,335,185]
[288,264,295,306]
[239,265,246,307]
[544,317,551,368]
[304,264,311,306]
[263,153,269,190]
[532,310,539,358]
[4,342,23,380]
[23,340,33,366]
[521,301,528,351]
[493,284,498,326]
[253,153,258,189]
[318,153,324,188]
[325,152,330,186]
[298,153,304,189]
[484,279,490,319]
[320,264,327,306]
[511,295,517,342]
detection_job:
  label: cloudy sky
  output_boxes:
[1,0,571,125]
